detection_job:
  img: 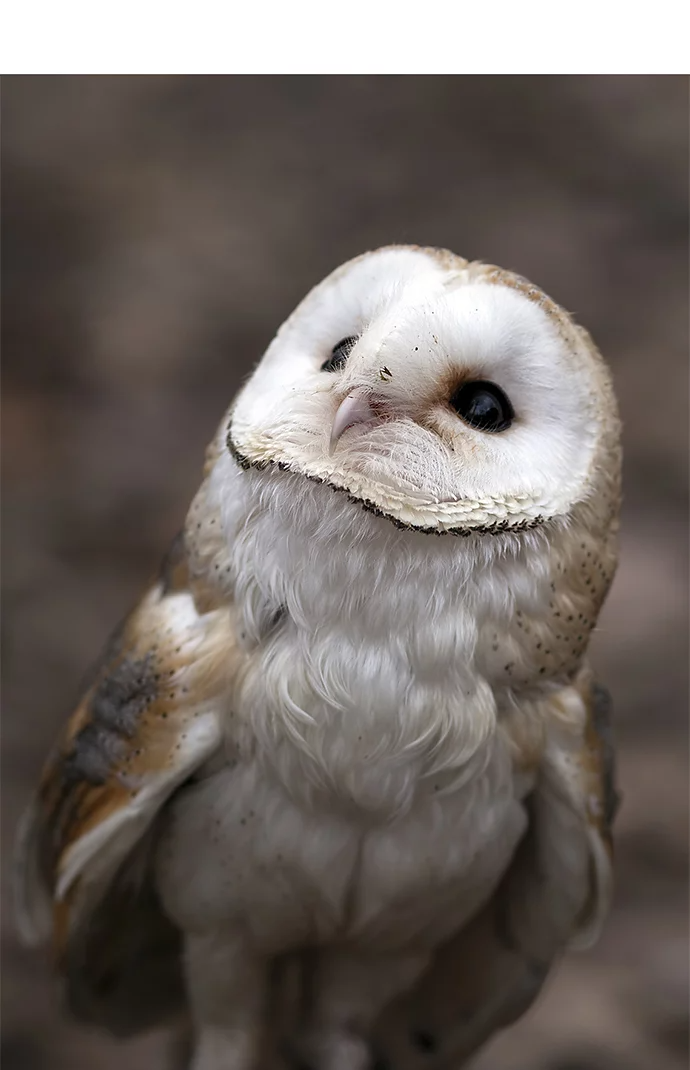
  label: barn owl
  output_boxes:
[15,246,621,1070]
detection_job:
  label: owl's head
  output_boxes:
[228,246,620,536]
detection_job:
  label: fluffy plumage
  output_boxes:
[15,246,621,1070]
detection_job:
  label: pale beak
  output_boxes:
[329,391,376,452]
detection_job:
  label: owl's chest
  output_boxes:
[234,596,500,817]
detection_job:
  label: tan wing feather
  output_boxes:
[14,532,238,967]
[370,672,617,1069]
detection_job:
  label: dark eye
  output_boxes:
[321,335,359,373]
[449,380,514,432]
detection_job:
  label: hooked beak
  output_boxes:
[329,391,377,453]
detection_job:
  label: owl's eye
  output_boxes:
[449,380,514,432]
[321,336,359,372]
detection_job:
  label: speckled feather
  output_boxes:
[14,540,236,954]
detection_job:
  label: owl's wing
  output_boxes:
[14,533,239,1033]
[370,672,618,1069]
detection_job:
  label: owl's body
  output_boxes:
[159,465,529,949]
[15,247,621,1070]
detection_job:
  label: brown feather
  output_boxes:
[14,534,237,1031]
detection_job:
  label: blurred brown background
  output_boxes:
[1,75,688,1070]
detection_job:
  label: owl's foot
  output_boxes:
[184,930,269,1070]
[283,1029,373,1070]
[281,948,431,1070]
[189,1027,262,1070]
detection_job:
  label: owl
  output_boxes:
[15,246,621,1070]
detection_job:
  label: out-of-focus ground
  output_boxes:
[1,76,688,1070]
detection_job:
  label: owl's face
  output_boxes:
[229,247,619,534]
